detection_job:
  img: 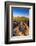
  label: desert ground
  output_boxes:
[12,17,29,36]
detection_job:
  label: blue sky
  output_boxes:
[11,7,29,17]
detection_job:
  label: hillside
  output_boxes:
[13,16,29,22]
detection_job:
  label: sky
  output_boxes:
[11,7,30,17]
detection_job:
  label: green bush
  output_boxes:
[13,17,29,22]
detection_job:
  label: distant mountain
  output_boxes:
[12,16,29,22]
[13,15,29,18]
